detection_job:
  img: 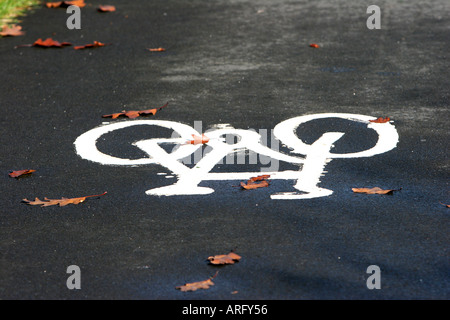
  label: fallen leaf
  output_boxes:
[239,175,270,190]
[0,25,25,37]
[23,191,107,207]
[33,38,72,48]
[147,47,166,52]
[352,187,401,195]
[241,180,269,190]
[186,134,210,145]
[439,202,450,208]
[369,117,391,123]
[176,271,218,292]
[102,102,168,119]
[207,251,241,265]
[98,5,116,12]
[74,41,108,50]
[46,0,86,8]
[309,43,319,48]
[9,169,36,178]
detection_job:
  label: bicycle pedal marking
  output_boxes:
[74,113,399,199]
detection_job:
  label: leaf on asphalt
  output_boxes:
[240,175,270,190]
[352,187,401,195]
[369,117,391,123]
[23,191,107,207]
[439,202,450,208]
[74,41,108,50]
[148,47,166,52]
[46,0,86,8]
[207,251,241,265]
[32,38,72,47]
[0,25,25,37]
[98,5,116,12]
[185,134,210,145]
[102,102,168,119]
[9,169,36,178]
[176,271,218,292]
[309,43,319,48]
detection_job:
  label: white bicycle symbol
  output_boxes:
[74,113,399,199]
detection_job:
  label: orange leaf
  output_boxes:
[74,41,108,50]
[102,102,168,119]
[0,25,25,37]
[309,43,319,48]
[98,5,116,12]
[352,187,401,195]
[23,191,107,207]
[207,251,241,265]
[176,271,218,292]
[9,169,36,178]
[33,38,72,48]
[369,117,391,123]
[46,0,85,8]
[240,180,269,190]
[440,202,450,208]
[248,174,270,182]
[148,47,166,52]
[186,134,210,145]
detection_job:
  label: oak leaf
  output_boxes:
[9,169,36,178]
[74,41,108,50]
[102,102,168,119]
[98,5,116,12]
[369,117,391,123]
[23,191,107,207]
[207,251,241,265]
[0,25,25,37]
[176,271,218,292]
[352,187,401,195]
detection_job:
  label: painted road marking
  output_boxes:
[74,113,399,199]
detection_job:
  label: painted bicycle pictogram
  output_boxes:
[74,113,399,199]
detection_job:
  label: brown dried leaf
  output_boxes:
[352,187,401,195]
[147,47,166,52]
[176,271,218,292]
[9,169,36,178]
[46,0,86,8]
[207,251,241,265]
[23,191,107,207]
[102,102,168,119]
[439,202,450,208]
[74,41,108,50]
[240,175,270,190]
[33,38,72,48]
[0,25,25,37]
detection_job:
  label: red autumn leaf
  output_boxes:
[46,0,86,8]
[186,134,210,145]
[369,117,391,123]
[0,25,25,37]
[33,38,72,48]
[352,187,401,195]
[102,102,168,119]
[9,169,36,178]
[148,47,166,52]
[98,5,116,12]
[176,271,218,292]
[74,41,108,50]
[23,191,107,207]
[207,251,241,265]
[309,43,319,48]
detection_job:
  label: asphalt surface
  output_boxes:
[0,0,449,300]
